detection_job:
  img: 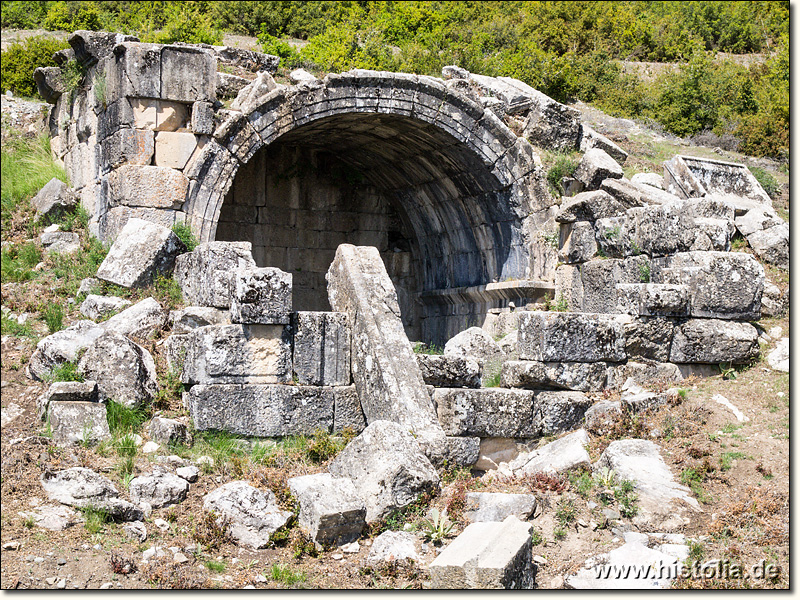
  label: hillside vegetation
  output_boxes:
[0,1,790,160]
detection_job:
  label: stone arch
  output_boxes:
[182,70,556,342]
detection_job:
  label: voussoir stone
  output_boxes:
[174,241,256,308]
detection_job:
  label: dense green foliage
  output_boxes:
[0,36,70,97]
[0,1,788,158]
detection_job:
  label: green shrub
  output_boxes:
[142,2,221,45]
[546,155,579,194]
[42,302,64,333]
[0,36,70,98]
[0,312,36,338]
[258,31,301,68]
[171,222,198,252]
[1,1,49,29]
[48,360,84,383]
[749,166,779,199]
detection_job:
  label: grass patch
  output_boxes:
[546,153,579,195]
[412,342,444,355]
[1,242,42,282]
[79,505,111,535]
[106,401,151,436]
[47,360,84,383]
[680,467,713,504]
[269,563,307,586]
[41,302,64,333]
[171,222,199,252]
[0,312,37,338]
[719,451,747,471]
[203,559,226,573]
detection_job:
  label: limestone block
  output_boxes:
[47,401,110,447]
[69,30,138,66]
[230,71,279,113]
[623,317,675,362]
[80,294,132,320]
[533,391,593,437]
[608,362,684,388]
[416,354,481,388]
[187,384,335,436]
[522,84,583,152]
[174,241,256,308]
[509,429,591,476]
[579,256,652,313]
[518,311,628,363]
[164,334,189,375]
[653,251,764,320]
[767,338,789,373]
[287,473,366,547]
[669,319,759,364]
[31,178,76,222]
[367,531,420,566]
[292,311,351,386]
[100,297,168,340]
[37,380,99,421]
[77,331,158,407]
[191,101,215,135]
[327,245,447,461]
[627,202,695,257]
[34,66,65,103]
[131,98,190,131]
[28,321,105,381]
[149,417,190,446]
[501,360,608,392]
[41,231,80,254]
[154,131,197,169]
[98,206,180,242]
[434,388,536,438]
[332,385,367,434]
[107,165,188,209]
[100,128,154,168]
[580,125,628,164]
[761,281,788,318]
[691,217,735,251]
[211,46,279,73]
[182,324,291,385]
[170,306,230,334]
[464,493,537,523]
[689,196,736,221]
[616,283,690,317]
[160,46,216,103]
[129,470,189,509]
[328,421,440,523]
[575,148,624,190]
[289,69,318,84]
[40,467,144,521]
[429,515,534,589]
[631,172,665,190]
[554,264,583,312]
[216,72,251,100]
[747,223,788,270]
[230,267,292,325]
[556,190,627,223]
[558,221,597,264]
[444,327,506,383]
[106,43,162,102]
[599,178,648,209]
[734,206,783,237]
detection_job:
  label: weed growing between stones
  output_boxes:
[41,301,64,333]
[171,222,199,252]
[411,342,443,355]
[45,359,84,383]
[545,153,579,195]
[106,401,151,436]
[79,505,111,535]
[269,563,307,586]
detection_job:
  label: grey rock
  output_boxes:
[289,69,318,84]
[416,354,481,388]
[328,421,439,523]
[40,467,143,521]
[444,327,506,368]
[47,401,110,447]
[202,481,293,549]
[18,505,79,532]
[429,515,535,589]
[575,148,624,190]
[556,190,627,223]
[230,267,292,325]
[175,466,200,482]
[332,385,367,434]
[583,401,622,433]
[31,178,76,222]
[534,391,593,437]
[95,219,186,289]
[464,492,537,523]
[174,242,256,308]
[558,221,597,263]
[608,362,683,388]
[230,71,279,113]
[689,196,736,221]
[129,470,189,508]
[0,403,24,428]
[747,222,788,270]
[37,380,99,421]
[691,217,735,252]
[623,317,675,362]
[77,277,100,296]
[149,417,190,446]
[518,311,628,363]
[620,386,668,414]
[28,321,104,381]
[292,311,351,386]
[761,281,788,317]
[34,66,65,103]
[170,306,230,334]
[366,530,419,565]
[123,521,147,542]
[616,284,689,317]
[41,231,80,254]
[216,72,251,99]
[434,388,536,438]
[191,100,215,134]
[80,295,132,320]
[521,84,583,151]
[442,436,482,468]
[164,333,190,375]
[101,297,168,340]
[509,429,591,476]
[77,331,158,407]
[734,206,783,237]
[767,338,789,372]
[627,202,696,257]
[630,172,664,190]
[288,472,366,547]
[501,360,608,392]
[580,126,628,164]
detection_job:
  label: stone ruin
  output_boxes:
[27,31,788,588]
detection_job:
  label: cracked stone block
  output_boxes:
[288,473,366,547]
[501,360,609,393]
[292,311,351,387]
[669,319,759,364]
[518,311,628,363]
[47,401,110,447]
[230,267,292,325]
[174,241,256,308]
[434,388,536,438]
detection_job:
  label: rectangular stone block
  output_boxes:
[100,128,154,168]
[518,311,628,363]
[106,43,161,102]
[187,384,334,436]
[174,242,256,308]
[154,131,197,169]
[669,319,759,364]
[288,473,366,547]
[191,101,215,134]
[433,388,536,438]
[131,98,190,131]
[160,46,216,103]
[558,221,597,264]
[623,317,675,362]
[230,267,292,325]
[416,354,481,388]
[292,312,351,386]
[108,164,188,209]
[533,391,593,437]
[182,324,292,385]
[333,385,366,434]
[47,401,110,447]
[37,381,99,420]
[501,360,609,392]
[616,283,689,317]
[579,256,651,313]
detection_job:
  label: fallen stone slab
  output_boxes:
[47,401,110,447]
[170,306,230,334]
[18,505,81,532]
[746,222,789,270]
[292,311,351,387]
[518,312,627,363]
[434,388,536,438]
[28,321,104,381]
[464,492,537,523]
[366,530,420,566]
[416,354,481,388]
[95,218,186,288]
[534,391,593,437]
[669,319,759,364]
[575,148,624,190]
[174,241,256,308]
[429,515,534,589]
[580,125,628,164]
[287,472,366,547]
[149,416,190,446]
[230,267,292,325]
[328,420,439,523]
[40,467,144,521]
[501,360,609,392]
[79,294,132,320]
[520,84,583,152]
[41,231,80,254]
[202,481,293,549]
[508,429,591,477]
[31,178,76,222]
[129,469,189,509]
[761,281,788,318]
[767,338,789,372]
[100,297,168,340]
[37,380,99,421]
[556,190,627,223]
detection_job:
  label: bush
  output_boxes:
[546,154,579,193]
[1,36,70,98]
[749,166,779,199]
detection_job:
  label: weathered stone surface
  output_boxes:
[534,391,593,437]
[475,438,521,471]
[509,429,591,476]
[216,72,251,99]
[154,131,197,169]
[131,98,190,131]
[761,281,788,318]
[107,165,189,209]
[623,317,675,362]
[37,380,99,420]
[28,321,105,381]
[96,218,186,288]
[202,481,293,549]
[429,515,534,589]
[289,68,318,84]
[40,467,143,521]
[522,84,583,152]
[327,245,447,460]
[556,190,626,223]
[80,294,132,320]
[210,46,279,73]
[518,312,627,363]
[767,338,789,372]
[34,66,65,103]
[734,206,783,237]
[583,401,622,433]
[129,469,189,509]
[631,172,665,190]
[464,492,537,523]
[600,178,649,209]
[691,217,735,252]
[176,465,200,482]
[149,417,190,446]
[443,436,482,468]
[580,126,628,164]
[653,251,764,320]
[746,223,789,270]
[160,45,217,102]
[191,101,215,134]
[501,360,608,392]
[41,231,80,254]
[170,306,230,334]
[416,354,481,388]
[558,221,597,263]
[77,331,158,407]
[620,384,670,414]
[230,71,279,113]
[366,530,420,565]
[287,472,366,547]
[616,284,689,317]
[182,324,291,385]
[434,388,535,438]
[47,402,110,447]
[31,178,76,222]
[328,421,439,523]
[123,521,148,542]
[444,327,505,366]
[100,128,155,168]
[608,362,683,389]
[18,505,80,532]
[627,202,696,257]
[101,297,168,340]
[292,311,350,386]
[230,267,292,325]
[575,148,624,190]
[186,384,336,436]
[174,242,256,308]
[332,385,367,434]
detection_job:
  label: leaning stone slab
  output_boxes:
[521,83,583,152]
[575,148,624,190]
[327,245,447,461]
[80,294,132,320]
[616,283,689,317]
[534,391,593,437]
[669,319,759,364]
[174,242,256,308]
[182,324,292,385]
[464,493,537,523]
[328,421,439,523]
[509,429,591,477]
[31,178,76,222]
[203,481,293,549]
[292,311,351,387]
[47,402,110,447]
[28,321,104,381]
[37,380,99,421]
[580,125,628,164]
[95,218,186,288]
[77,331,158,407]
[501,360,609,392]
[429,515,534,589]
[287,472,366,547]
[434,388,536,438]
[187,384,335,437]
[170,306,230,334]
[230,267,292,325]
[40,467,144,521]
[129,469,189,509]
[746,223,788,270]
[416,354,481,388]
[518,312,628,363]
[101,297,168,340]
